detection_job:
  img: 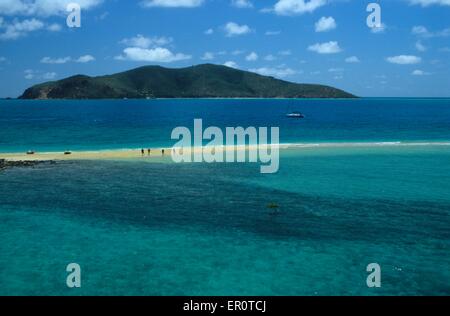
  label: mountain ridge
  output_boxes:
[19,64,357,99]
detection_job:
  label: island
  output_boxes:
[19,64,356,99]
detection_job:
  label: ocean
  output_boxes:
[1,98,450,152]
[0,98,449,295]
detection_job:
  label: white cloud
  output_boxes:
[412,69,431,76]
[328,68,344,72]
[24,69,57,80]
[264,54,276,61]
[430,59,441,65]
[41,56,71,64]
[278,50,291,56]
[435,28,450,37]
[224,61,239,68]
[308,41,342,54]
[204,28,214,35]
[412,25,429,36]
[231,0,253,8]
[408,0,450,7]
[141,0,204,8]
[259,7,272,13]
[0,1,95,39]
[265,30,281,36]
[97,11,109,20]
[273,0,326,16]
[120,35,172,49]
[24,69,35,80]
[412,25,450,38]
[0,0,103,16]
[76,55,95,63]
[249,67,296,78]
[371,23,387,34]
[42,72,57,80]
[47,23,62,32]
[231,50,245,55]
[0,18,44,40]
[224,22,251,37]
[245,52,258,61]
[117,34,187,63]
[415,41,427,52]
[116,47,191,63]
[201,52,214,60]
[345,56,360,63]
[40,55,95,64]
[386,55,422,65]
[315,16,336,32]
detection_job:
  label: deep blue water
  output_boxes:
[0,98,449,295]
[1,98,450,152]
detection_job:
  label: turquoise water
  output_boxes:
[0,99,450,295]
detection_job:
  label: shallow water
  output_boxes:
[0,147,449,295]
[0,99,449,295]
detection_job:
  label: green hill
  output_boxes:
[19,64,356,99]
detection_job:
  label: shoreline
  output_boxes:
[1,141,450,162]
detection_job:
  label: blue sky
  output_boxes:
[0,0,449,97]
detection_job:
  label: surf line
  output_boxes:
[171,119,280,174]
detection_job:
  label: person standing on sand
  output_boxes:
[141,149,144,156]
[162,149,165,156]
[148,149,151,156]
